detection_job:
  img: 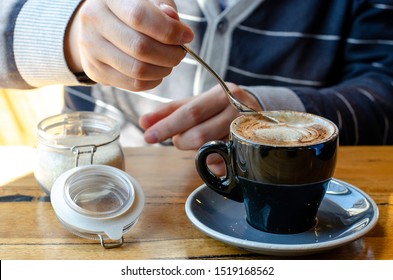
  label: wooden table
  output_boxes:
[0,145,392,260]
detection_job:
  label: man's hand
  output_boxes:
[139,83,262,175]
[64,0,194,90]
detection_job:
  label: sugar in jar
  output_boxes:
[34,111,125,194]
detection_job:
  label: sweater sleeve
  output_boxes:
[245,1,393,145]
[293,0,393,145]
[0,0,86,89]
[0,0,30,89]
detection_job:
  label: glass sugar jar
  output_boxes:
[34,111,125,194]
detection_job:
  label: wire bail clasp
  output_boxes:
[98,235,124,249]
[71,144,97,167]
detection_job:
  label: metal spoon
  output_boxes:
[181,45,279,123]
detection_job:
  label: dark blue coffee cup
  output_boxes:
[195,111,339,234]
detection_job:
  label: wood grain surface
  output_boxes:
[0,146,392,260]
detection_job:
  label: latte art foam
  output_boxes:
[233,111,337,146]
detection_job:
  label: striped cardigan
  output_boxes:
[2,0,393,145]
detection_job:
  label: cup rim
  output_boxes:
[230,110,339,148]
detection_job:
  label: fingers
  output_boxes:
[81,58,164,92]
[80,33,173,79]
[140,85,240,149]
[79,0,187,66]
[106,0,193,45]
[72,0,194,91]
[142,89,228,144]
[139,98,192,129]
[207,161,227,177]
[171,105,236,150]
[91,7,187,67]
[139,83,261,151]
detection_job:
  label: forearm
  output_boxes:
[292,74,393,145]
[244,72,393,146]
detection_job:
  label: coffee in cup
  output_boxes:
[195,111,338,234]
[234,111,334,147]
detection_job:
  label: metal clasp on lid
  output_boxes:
[98,235,124,249]
[71,144,97,166]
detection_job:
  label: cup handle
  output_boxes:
[195,141,243,202]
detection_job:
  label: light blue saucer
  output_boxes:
[185,179,378,256]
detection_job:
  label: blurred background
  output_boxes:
[0,85,64,146]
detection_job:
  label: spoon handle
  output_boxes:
[180,45,280,123]
[180,45,256,114]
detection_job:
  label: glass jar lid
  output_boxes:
[51,165,144,248]
[64,167,134,218]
